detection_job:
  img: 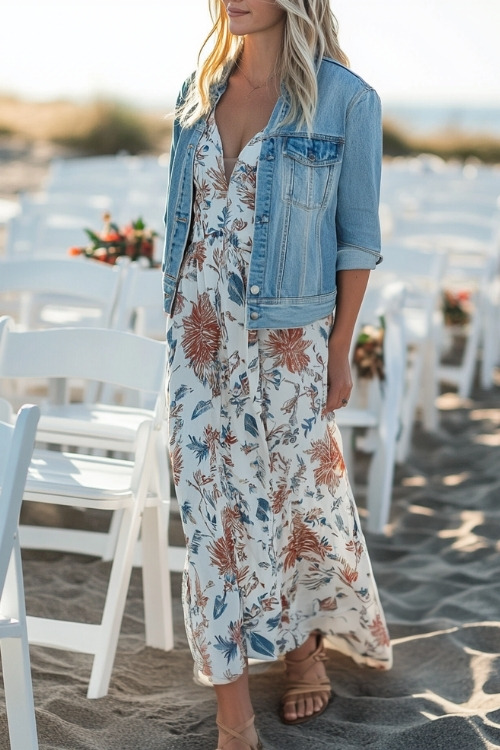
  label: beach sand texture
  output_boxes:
[0,383,497,750]
[0,148,499,749]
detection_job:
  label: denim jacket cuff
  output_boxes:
[336,244,381,271]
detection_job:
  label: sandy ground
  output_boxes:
[0,142,500,749]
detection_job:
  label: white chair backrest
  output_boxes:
[393,210,499,255]
[376,243,447,316]
[0,257,124,329]
[6,212,91,258]
[0,405,40,592]
[113,263,165,338]
[0,316,167,411]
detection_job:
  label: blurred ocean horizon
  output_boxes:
[383,102,500,137]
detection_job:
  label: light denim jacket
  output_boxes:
[162,57,382,329]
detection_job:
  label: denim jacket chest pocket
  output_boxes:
[281,135,344,211]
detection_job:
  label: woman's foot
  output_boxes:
[216,715,262,750]
[280,633,332,724]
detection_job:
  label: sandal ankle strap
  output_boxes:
[216,715,260,749]
[284,637,327,677]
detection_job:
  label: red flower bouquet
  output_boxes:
[69,213,158,266]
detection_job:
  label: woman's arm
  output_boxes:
[326,84,382,412]
[325,268,370,412]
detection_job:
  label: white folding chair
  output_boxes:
[0,403,40,750]
[336,282,407,533]
[392,210,500,396]
[0,318,174,698]
[113,261,166,339]
[374,242,447,460]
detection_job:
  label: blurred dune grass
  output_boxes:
[1,94,500,162]
[383,117,500,163]
[0,95,172,156]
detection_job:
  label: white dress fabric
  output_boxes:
[166,110,392,684]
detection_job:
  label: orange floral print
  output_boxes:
[170,444,183,486]
[283,513,333,571]
[263,328,312,374]
[369,614,391,648]
[181,291,220,384]
[306,425,346,492]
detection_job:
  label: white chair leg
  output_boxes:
[457,308,482,398]
[366,431,397,534]
[87,503,144,699]
[480,286,499,390]
[1,637,39,750]
[1,544,38,750]
[337,425,355,490]
[141,503,174,651]
[420,336,439,433]
[101,509,123,562]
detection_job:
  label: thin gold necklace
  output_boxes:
[234,59,276,94]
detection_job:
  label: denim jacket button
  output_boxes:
[250,285,260,295]
[250,312,259,320]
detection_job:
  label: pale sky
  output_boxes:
[1,0,499,108]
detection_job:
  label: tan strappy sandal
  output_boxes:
[279,635,332,725]
[216,715,263,750]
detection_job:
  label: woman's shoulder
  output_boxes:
[319,57,377,96]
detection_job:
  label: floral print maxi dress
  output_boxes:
[166,111,392,684]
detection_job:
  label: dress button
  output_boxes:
[250,285,260,295]
[250,312,259,320]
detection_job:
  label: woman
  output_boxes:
[162,2,392,748]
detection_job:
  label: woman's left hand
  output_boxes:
[325,342,353,414]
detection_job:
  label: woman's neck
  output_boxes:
[237,29,283,85]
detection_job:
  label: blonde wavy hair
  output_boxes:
[178,0,349,130]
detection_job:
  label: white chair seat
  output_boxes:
[38,403,154,448]
[335,408,378,429]
[26,448,137,505]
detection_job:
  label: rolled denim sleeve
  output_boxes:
[335,86,382,271]
[162,76,193,273]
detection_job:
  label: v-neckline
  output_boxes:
[211,112,263,190]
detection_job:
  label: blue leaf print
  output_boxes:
[248,631,275,658]
[266,614,281,631]
[189,529,203,555]
[302,415,316,437]
[237,506,253,526]
[256,498,270,522]
[187,435,209,464]
[228,272,245,306]
[228,232,240,249]
[335,513,348,534]
[320,324,329,342]
[219,205,230,225]
[192,399,212,419]
[181,501,195,524]
[244,413,259,438]
[166,327,177,365]
[174,384,190,402]
[208,228,224,245]
[214,635,238,664]
[214,593,228,619]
